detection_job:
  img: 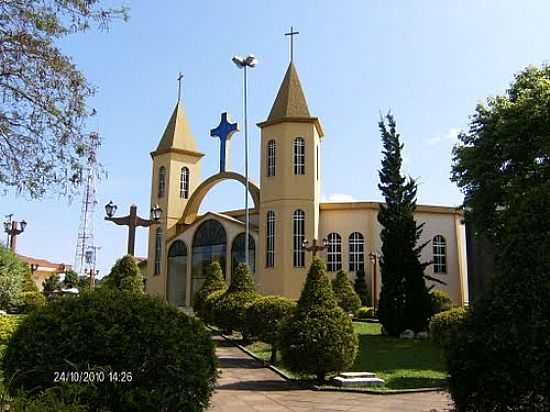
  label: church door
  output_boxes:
[167,240,188,307]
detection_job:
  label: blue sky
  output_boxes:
[3,0,550,277]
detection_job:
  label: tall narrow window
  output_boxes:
[154,227,163,275]
[267,140,276,177]
[158,166,166,198]
[433,235,447,273]
[327,232,342,272]
[294,137,305,175]
[316,145,319,180]
[349,232,365,272]
[180,167,189,199]
[293,209,305,267]
[266,211,275,267]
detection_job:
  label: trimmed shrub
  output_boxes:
[246,296,296,362]
[430,289,453,315]
[2,289,217,412]
[355,306,375,319]
[193,261,226,320]
[280,258,358,382]
[20,291,45,313]
[429,307,466,348]
[6,388,87,412]
[0,245,27,311]
[202,289,225,326]
[212,263,257,334]
[353,268,371,306]
[101,255,144,293]
[0,315,22,345]
[332,270,362,314]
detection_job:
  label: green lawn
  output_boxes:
[243,321,447,391]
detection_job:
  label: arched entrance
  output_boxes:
[191,219,227,300]
[167,240,188,307]
[231,233,255,275]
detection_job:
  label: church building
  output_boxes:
[144,60,469,308]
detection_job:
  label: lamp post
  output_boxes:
[3,217,27,252]
[232,54,257,270]
[302,238,328,257]
[368,252,380,312]
[104,201,162,256]
[85,268,100,289]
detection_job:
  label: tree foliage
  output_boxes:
[448,65,550,411]
[376,113,434,336]
[332,270,362,314]
[62,270,79,289]
[102,255,144,294]
[193,261,226,319]
[279,258,358,382]
[0,0,127,197]
[0,245,27,310]
[353,268,371,306]
[42,273,61,293]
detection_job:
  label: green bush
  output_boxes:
[193,261,226,320]
[0,245,27,311]
[202,289,225,326]
[2,289,217,412]
[42,274,61,294]
[332,270,362,314]
[355,306,375,319]
[429,307,466,348]
[430,289,453,315]
[5,388,87,412]
[20,291,45,313]
[245,296,296,362]
[280,258,358,382]
[0,315,22,345]
[353,268,371,306]
[101,255,144,293]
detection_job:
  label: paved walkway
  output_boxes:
[209,336,452,412]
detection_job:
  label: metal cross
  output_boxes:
[285,26,300,62]
[210,112,239,173]
[177,72,184,101]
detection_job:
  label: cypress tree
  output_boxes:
[376,113,433,336]
[332,270,362,314]
[193,261,227,319]
[353,268,371,306]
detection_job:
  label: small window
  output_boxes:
[327,232,342,272]
[294,137,305,175]
[180,167,189,199]
[267,140,276,177]
[293,209,305,267]
[158,166,166,198]
[316,145,319,180]
[349,232,365,272]
[266,211,276,267]
[433,235,447,274]
[154,227,163,275]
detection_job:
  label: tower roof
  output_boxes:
[258,62,324,136]
[151,102,204,158]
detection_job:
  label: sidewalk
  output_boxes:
[209,336,452,412]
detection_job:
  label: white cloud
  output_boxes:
[326,193,355,202]
[428,128,461,145]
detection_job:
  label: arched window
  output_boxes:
[192,220,227,298]
[267,140,276,177]
[266,211,275,267]
[158,166,166,198]
[167,240,188,307]
[293,209,305,267]
[433,235,447,273]
[154,227,163,275]
[349,232,365,272]
[180,167,189,199]
[327,232,342,272]
[231,233,255,274]
[294,137,305,175]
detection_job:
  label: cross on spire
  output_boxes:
[177,72,184,102]
[285,26,300,62]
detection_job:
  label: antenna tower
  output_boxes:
[74,134,100,276]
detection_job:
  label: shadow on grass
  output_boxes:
[384,376,448,390]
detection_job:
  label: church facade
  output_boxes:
[144,62,469,308]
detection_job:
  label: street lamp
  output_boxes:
[302,238,328,257]
[368,252,380,313]
[3,216,27,252]
[232,54,257,271]
[104,202,162,256]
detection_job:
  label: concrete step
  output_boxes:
[332,376,385,387]
[339,372,376,379]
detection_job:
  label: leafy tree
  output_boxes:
[332,270,362,314]
[353,268,371,306]
[193,261,226,319]
[63,270,80,289]
[279,258,358,382]
[0,245,27,310]
[0,1,127,197]
[42,274,61,293]
[448,65,550,411]
[102,255,144,294]
[376,113,435,336]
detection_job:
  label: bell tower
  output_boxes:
[256,62,324,298]
[146,100,204,297]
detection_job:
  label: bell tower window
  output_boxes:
[294,137,305,175]
[180,167,189,199]
[267,140,276,177]
[158,166,166,198]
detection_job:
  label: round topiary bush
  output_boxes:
[430,289,453,315]
[355,306,375,319]
[332,270,362,314]
[429,307,466,348]
[101,255,144,293]
[279,258,358,382]
[202,288,225,326]
[246,296,296,362]
[193,261,226,320]
[2,289,217,412]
